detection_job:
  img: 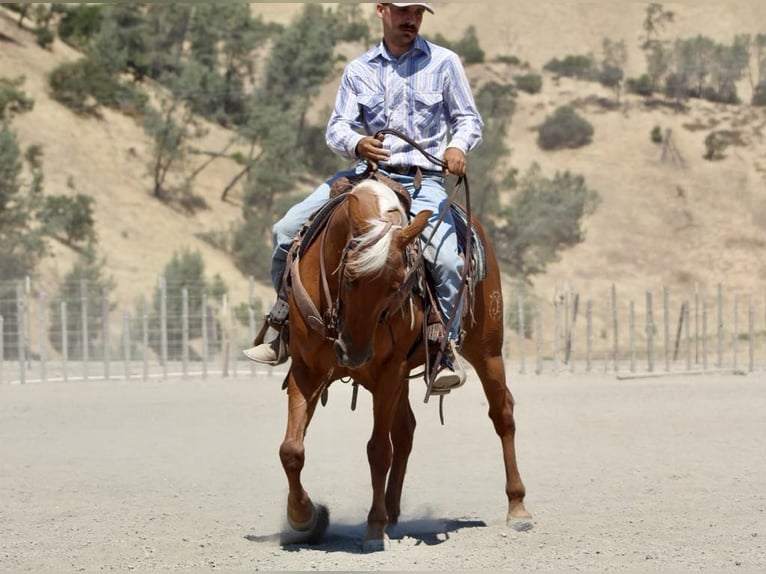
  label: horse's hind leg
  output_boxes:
[279,368,328,544]
[472,353,532,527]
[385,380,416,526]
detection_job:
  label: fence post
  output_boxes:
[102,289,110,381]
[201,294,209,380]
[518,294,526,375]
[122,311,131,380]
[231,304,238,378]
[81,279,88,381]
[684,301,691,371]
[159,277,167,380]
[747,295,754,373]
[61,302,68,383]
[553,292,561,373]
[629,301,636,373]
[534,303,542,375]
[646,290,655,373]
[182,288,189,379]
[16,284,26,384]
[142,314,149,381]
[702,300,708,371]
[733,294,739,371]
[611,284,619,373]
[39,292,47,384]
[585,299,593,373]
[663,286,670,371]
[221,294,229,377]
[716,283,723,368]
[566,292,579,372]
[694,282,700,365]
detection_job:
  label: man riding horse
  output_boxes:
[244,3,483,391]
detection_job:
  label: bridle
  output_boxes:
[290,193,416,344]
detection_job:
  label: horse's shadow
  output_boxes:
[245,517,487,553]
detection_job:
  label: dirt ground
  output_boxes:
[1,367,764,572]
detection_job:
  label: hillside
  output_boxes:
[1,2,765,327]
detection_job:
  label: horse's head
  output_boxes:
[332,180,430,368]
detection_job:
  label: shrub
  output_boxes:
[704,132,729,160]
[598,65,623,90]
[626,74,653,97]
[650,125,663,144]
[49,58,148,117]
[537,106,594,150]
[37,194,96,246]
[495,55,522,66]
[514,73,543,94]
[543,54,597,80]
[58,5,104,49]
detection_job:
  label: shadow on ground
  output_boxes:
[245,517,487,553]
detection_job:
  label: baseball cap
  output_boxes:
[391,3,435,14]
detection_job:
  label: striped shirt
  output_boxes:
[326,36,484,171]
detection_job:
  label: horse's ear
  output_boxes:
[397,209,432,248]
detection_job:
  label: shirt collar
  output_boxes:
[367,35,431,63]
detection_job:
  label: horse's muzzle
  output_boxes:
[334,337,372,368]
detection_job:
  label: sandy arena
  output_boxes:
[1,368,764,571]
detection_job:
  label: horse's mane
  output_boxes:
[345,180,408,279]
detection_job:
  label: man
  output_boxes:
[244,3,483,390]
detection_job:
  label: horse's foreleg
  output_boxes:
[364,382,403,551]
[475,354,533,527]
[279,370,326,542]
[385,380,415,525]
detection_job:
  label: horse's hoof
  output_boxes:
[362,533,391,552]
[281,504,329,546]
[507,516,534,532]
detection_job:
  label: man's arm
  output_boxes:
[325,68,366,161]
[443,52,484,175]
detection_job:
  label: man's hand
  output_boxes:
[355,134,390,169]
[444,147,467,177]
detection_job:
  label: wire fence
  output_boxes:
[1,277,764,385]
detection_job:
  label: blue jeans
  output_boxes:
[270,163,464,341]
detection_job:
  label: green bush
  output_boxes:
[543,54,597,80]
[38,194,96,246]
[0,76,34,119]
[650,125,663,144]
[514,73,543,94]
[495,55,522,66]
[537,106,594,150]
[58,4,105,50]
[34,27,55,49]
[704,132,729,160]
[626,74,654,97]
[49,58,148,117]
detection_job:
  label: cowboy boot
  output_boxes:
[242,299,290,366]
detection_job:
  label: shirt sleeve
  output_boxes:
[443,53,484,154]
[325,66,365,161]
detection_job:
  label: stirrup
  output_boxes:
[430,339,466,394]
[242,318,289,366]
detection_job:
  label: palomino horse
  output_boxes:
[277,177,531,550]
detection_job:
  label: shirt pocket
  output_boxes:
[413,91,443,131]
[358,93,386,129]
